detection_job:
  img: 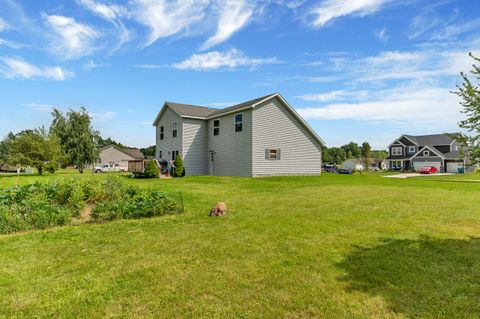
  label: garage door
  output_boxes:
[413,161,441,172]
[446,162,462,173]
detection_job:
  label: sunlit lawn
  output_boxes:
[0,170,479,318]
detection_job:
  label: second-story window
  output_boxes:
[172,122,177,137]
[213,120,220,136]
[235,113,243,132]
[391,147,402,156]
[160,126,164,140]
[408,146,416,153]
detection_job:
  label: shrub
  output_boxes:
[173,156,184,177]
[143,160,160,178]
[0,176,183,234]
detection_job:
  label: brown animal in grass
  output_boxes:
[210,202,227,217]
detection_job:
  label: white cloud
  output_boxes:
[84,60,107,70]
[374,26,388,42]
[201,0,253,50]
[25,103,55,112]
[131,0,208,47]
[297,86,462,130]
[310,0,387,28]
[132,64,166,69]
[0,57,74,81]
[90,111,116,122]
[0,38,20,49]
[42,14,101,59]
[172,48,277,71]
[296,90,369,102]
[0,17,9,31]
[77,0,131,51]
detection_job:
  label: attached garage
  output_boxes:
[413,161,441,172]
[446,162,463,173]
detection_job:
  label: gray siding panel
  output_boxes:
[156,108,182,162]
[252,98,322,176]
[182,118,208,175]
[207,110,252,176]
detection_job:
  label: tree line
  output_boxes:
[0,108,137,174]
[321,141,388,165]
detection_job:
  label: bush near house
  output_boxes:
[0,176,182,234]
[173,156,184,177]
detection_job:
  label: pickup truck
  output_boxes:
[94,163,127,173]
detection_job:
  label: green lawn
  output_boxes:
[1,171,479,318]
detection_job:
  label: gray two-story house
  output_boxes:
[152,93,325,177]
[386,134,470,173]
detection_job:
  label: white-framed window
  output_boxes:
[423,150,430,156]
[454,145,459,151]
[265,148,281,160]
[172,122,177,137]
[234,113,243,132]
[408,146,416,153]
[213,120,220,136]
[391,147,402,156]
[391,160,402,169]
[160,126,164,140]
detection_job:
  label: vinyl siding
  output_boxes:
[156,107,182,162]
[207,110,252,176]
[252,98,322,176]
[99,146,136,168]
[182,118,208,175]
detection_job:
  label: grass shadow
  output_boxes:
[337,236,480,318]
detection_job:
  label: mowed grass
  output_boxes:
[1,171,480,318]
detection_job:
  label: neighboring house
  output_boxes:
[342,159,364,171]
[99,145,145,170]
[152,93,325,177]
[342,158,387,171]
[385,134,471,173]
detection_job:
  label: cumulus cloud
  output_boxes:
[297,86,462,130]
[0,56,74,80]
[172,48,277,71]
[130,0,208,47]
[201,0,253,50]
[310,0,388,28]
[42,13,101,59]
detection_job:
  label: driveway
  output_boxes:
[384,173,454,179]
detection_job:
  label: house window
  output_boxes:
[172,122,177,137]
[391,160,402,169]
[423,150,430,156]
[454,145,459,151]
[172,150,179,160]
[391,147,402,156]
[213,120,220,136]
[266,148,281,160]
[160,126,164,140]
[159,151,162,159]
[408,146,416,153]
[234,113,243,132]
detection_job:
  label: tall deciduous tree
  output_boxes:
[341,142,361,159]
[50,107,100,173]
[452,53,480,167]
[7,128,61,175]
[0,132,16,166]
[361,142,372,170]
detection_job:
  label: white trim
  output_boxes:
[411,145,445,159]
[408,146,416,153]
[391,146,403,156]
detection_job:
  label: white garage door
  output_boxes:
[446,162,462,173]
[413,161,441,172]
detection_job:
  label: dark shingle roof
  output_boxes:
[405,134,455,146]
[165,102,215,118]
[207,93,277,118]
[123,148,145,159]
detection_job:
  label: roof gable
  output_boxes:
[100,145,145,160]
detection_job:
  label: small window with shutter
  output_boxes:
[265,148,281,160]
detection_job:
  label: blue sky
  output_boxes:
[0,0,479,149]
